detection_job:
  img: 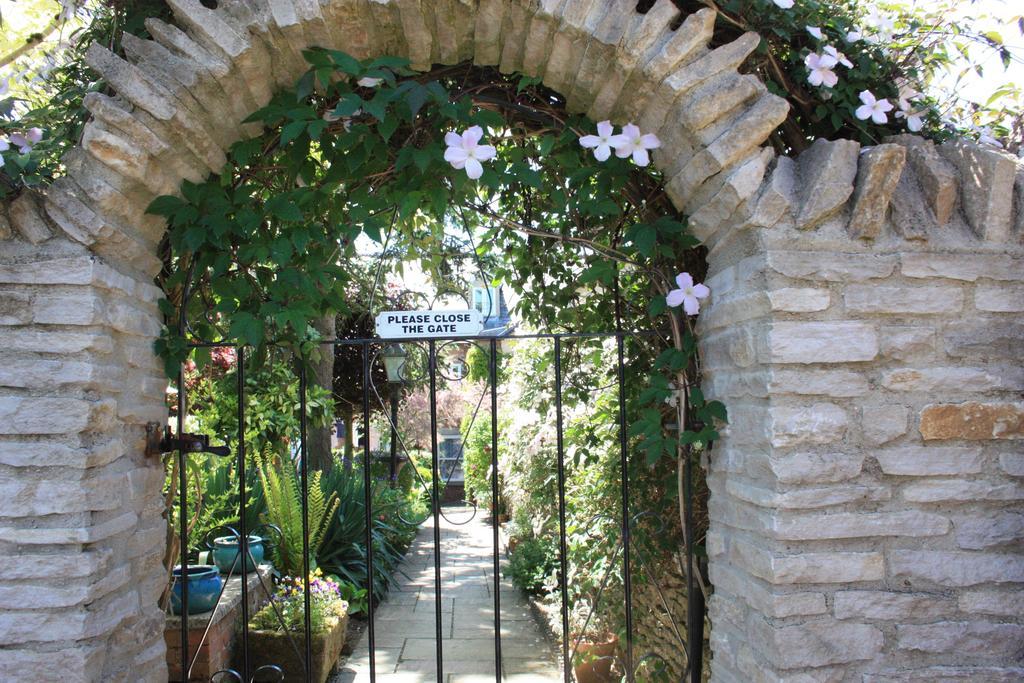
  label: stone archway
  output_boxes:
[1,1,1022,681]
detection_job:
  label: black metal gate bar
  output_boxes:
[552,337,571,683]
[298,363,314,682]
[613,273,635,682]
[683,401,703,683]
[360,342,378,680]
[488,338,502,683]
[176,361,189,680]
[237,346,251,680]
[427,340,445,682]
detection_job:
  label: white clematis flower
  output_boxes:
[823,45,853,68]
[356,77,383,87]
[611,123,661,167]
[846,30,863,42]
[806,26,824,40]
[579,120,619,161]
[772,0,794,8]
[26,128,43,144]
[0,137,7,168]
[855,90,893,125]
[896,87,924,132]
[0,78,9,97]
[666,272,710,316]
[805,52,839,87]
[444,126,497,180]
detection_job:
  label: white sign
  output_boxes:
[375,309,483,339]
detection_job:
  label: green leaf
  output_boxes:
[229,312,264,347]
[266,196,303,222]
[379,115,398,142]
[328,50,362,75]
[280,120,307,146]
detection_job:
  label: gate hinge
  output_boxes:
[145,424,231,457]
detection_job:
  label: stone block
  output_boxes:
[975,284,1024,313]
[834,590,952,621]
[897,621,1024,656]
[733,541,884,584]
[955,512,1024,550]
[958,589,1024,617]
[794,138,861,229]
[767,287,830,312]
[882,366,1024,393]
[766,251,897,282]
[771,511,949,541]
[750,156,797,228]
[874,446,984,476]
[1000,452,1024,477]
[902,480,1023,503]
[861,405,909,446]
[729,480,891,509]
[863,667,1024,682]
[8,193,52,244]
[880,326,935,361]
[752,618,883,669]
[768,369,869,397]
[844,284,964,314]
[905,141,958,225]
[939,140,1017,241]
[767,322,878,364]
[848,144,906,239]
[901,253,1023,282]
[0,397,116,435]
[919,402,1024,440]
[944,322,1024,360]
[768,451,864,484]
[889,550,1024,586]
[768,403,847,448]
[0,643,105,682]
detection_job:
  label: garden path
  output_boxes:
[334,505,562,683]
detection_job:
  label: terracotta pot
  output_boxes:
[573,634,618,683]
[242,613,348,683]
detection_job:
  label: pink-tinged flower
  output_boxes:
[0,137,8,153]
[772,0,794,8]
[356,77,383,87]
[666,272,710,316]
[846,30,863,42]
[0,78,9,97]
[806,26,824,40]
[805,53,839,88]
[823,45,853,68]
[579,120,618,161]
[26,127,43,144]
[444,126,497,180]
[8,132,32,154]
[854,90,893,125]
[611,123,661,167]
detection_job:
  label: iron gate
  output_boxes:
[164,328,707,682]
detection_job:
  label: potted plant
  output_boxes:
[243,570,349,683]
[569,601,619,683]
[169,565,223,615]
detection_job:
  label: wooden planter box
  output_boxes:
[242,614,348,683]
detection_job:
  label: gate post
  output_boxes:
[0,196,171,681]
[698,138,1024,681]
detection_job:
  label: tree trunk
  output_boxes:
[308,314,336,472]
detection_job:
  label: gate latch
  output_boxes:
[146,424,231,457]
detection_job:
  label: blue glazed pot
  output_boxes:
[212,535,264,574]
[170,565,222,615]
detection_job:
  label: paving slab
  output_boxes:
[332,506,561,682]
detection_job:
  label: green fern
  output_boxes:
[256,448,339,576]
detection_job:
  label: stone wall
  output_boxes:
[0,0,1021,681]
[698,135,1024,682]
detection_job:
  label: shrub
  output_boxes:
[505,535,559,596]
